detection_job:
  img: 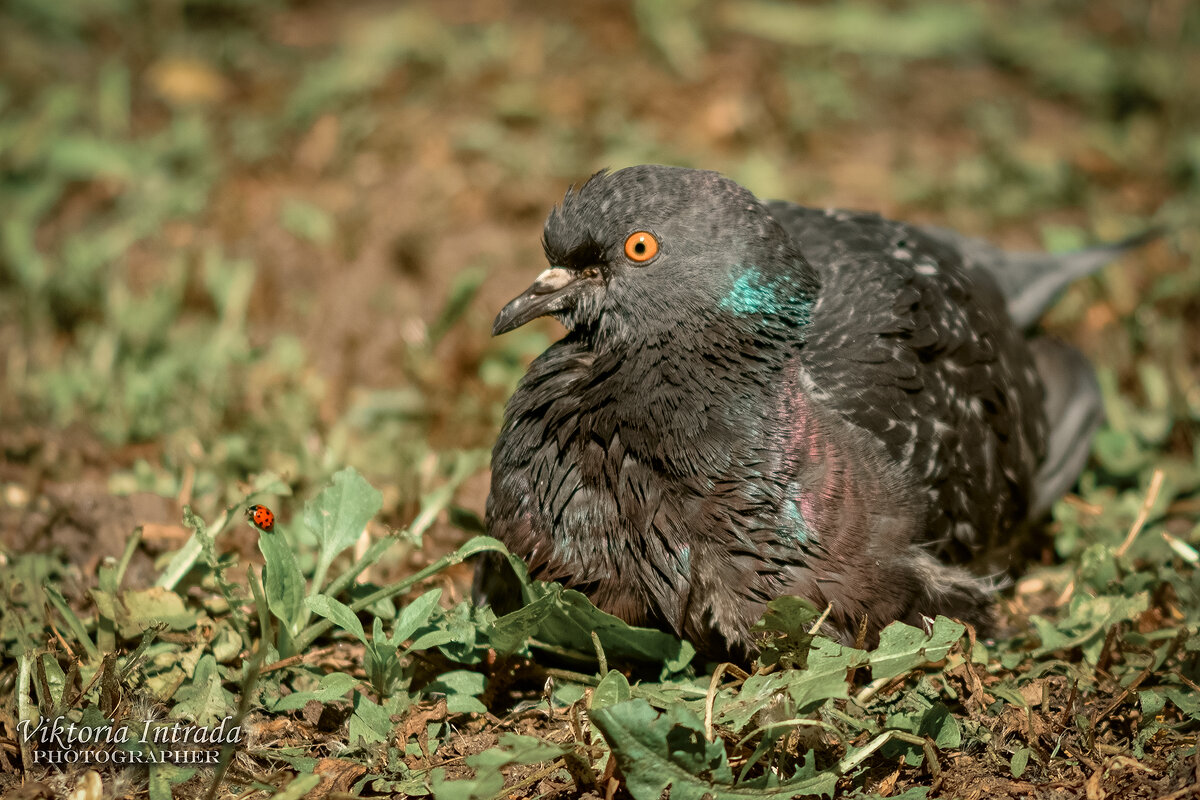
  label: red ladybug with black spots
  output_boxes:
[245,504,275,533]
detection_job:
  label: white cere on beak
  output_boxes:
[534,268,573,292]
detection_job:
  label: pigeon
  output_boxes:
[476,165,1152,660]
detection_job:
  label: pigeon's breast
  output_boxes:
[486,335,809,627]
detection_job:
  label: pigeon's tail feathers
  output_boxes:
[1028,337,1105,518]
[997,229,1162,329]
[917,224,1161,329]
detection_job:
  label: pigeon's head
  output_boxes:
[493,165,817,343]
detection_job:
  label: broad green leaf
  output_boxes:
[593,699,836,800]
[1010,746,1032,778]
[267,672,359,712]
[365,767,438,797]
[1163,687,1200,717]
[212,625,242,663]
[304,467,383,585]
[1140,689,1167,718]
[393,587,443,647]
[407,626,463,653]
[46,135,135,180]
[306,594,367,644]
[718,637,866,729]
[883,695,961,765]
[715,670,797,731]
[147,764,196,800]
[170,655,234,726]
[592,669,632,710]
[751,595,819,670]
[869,617,964,681]
[1092,428,1150,476]
[259,532,306,641]
[520,578,695,673]
[424,669,486,714]
[489,592,556,655]
[423,601,488,664]
[349,693,398,746]
[116,587,196,636]
[723,1,984,58]
[486,551,695,669]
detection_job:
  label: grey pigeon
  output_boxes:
[476,165,1151,660]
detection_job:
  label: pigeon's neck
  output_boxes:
[569,262,815,462]
[588,259,817,350]
[579,316,806,481]
[717,264,815,322]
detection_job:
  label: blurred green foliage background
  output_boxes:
[2,0,1196,533]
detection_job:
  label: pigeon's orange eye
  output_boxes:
[624,231,660,263]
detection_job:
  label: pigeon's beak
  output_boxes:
[492,267,595,335]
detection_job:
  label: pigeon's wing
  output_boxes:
[766,201,1046,558]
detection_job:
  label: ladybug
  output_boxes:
[245,504,275,533]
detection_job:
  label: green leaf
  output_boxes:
[723,1,984,58]
[407,625,462,653]
[592,669,632,711]
[429,266,486,345]
[114,586,195,636]
[304,467,383,587]
[424,669,487,714]
[259,532,307,643]
[171,655,234,726]
[37,654,67,711]
[485,552,696,669]
[454,535,509,561]
[147,764,196,800]
[869,617,964,681]
[267,672,359,712]
[432,734,570,800]
[393,587,444,647]
[593,699,836,800]
[1092,429,1150,476]
[489,592,556,655]
[751,595,819,670]
[1010,746,1032,778]
[1163,687,1200,717]
[270,774,322,800]
[46,135,135,180]
[281,198,335,245]
[717,637,866,729]
[349,693,397,746]
[883,695,961,765]
[1031,592,1149,661]
[306,594,367,644]
[421,601,488,663]
[1140,689,1167,718]
[43,584,100,662]
[924,703,961,748]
